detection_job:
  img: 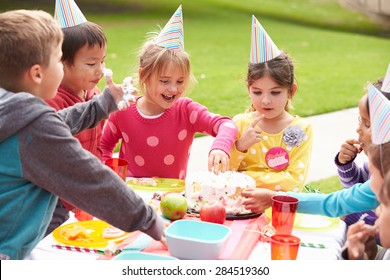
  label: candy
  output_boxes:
[103,68,137,110]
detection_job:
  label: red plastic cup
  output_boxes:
[271,195,298,235]
[104,158,128,181]
[271,234,300,260]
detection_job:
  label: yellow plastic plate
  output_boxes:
[126,177,185,193]
[264,208,340,231]
[52,220,130,248]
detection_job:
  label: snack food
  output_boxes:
[185,171,256,215]
[59,225,92,242]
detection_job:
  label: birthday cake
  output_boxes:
[185,171,256,215]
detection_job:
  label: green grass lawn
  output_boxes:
[306,176,343,194]
[1,0,389,118]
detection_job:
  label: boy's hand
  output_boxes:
[236,114,263,153]
[208,149,229,174]
[105,73,126,106]
[338,139,362,164]
[241,188,275,213]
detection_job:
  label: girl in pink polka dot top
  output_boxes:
[100,10,238,180]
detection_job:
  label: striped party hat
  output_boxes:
[381,63,390,93]
[155,5,184,51]
[54,0,87,28]
[368,83,390,144]
[250,15,281,63]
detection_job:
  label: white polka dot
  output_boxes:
[241,161,247,167]
[298,162,305,169]
[179,170,185,179]
[258,164,264,168]
[250,149,256,155]
[108,121,117,134]
[299,174,304,181]
[238,155,244,160]
[265,174,270,180]
[285,172,291,177]
[189,110,198,124]
[178,129,187,141]
[262,135,268,141]
[274,185,282,191]
[293,187,299,192]
[286,146,292,151]
[134,155,145,166]
[223,122,236,129]
[164,155,175,165]
[147,136,159,147]
[122,132,129,143]
[262,147,268,153]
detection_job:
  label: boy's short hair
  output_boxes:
[0,10,63,90]
[61,21,107,65]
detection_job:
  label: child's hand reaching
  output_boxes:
[344,220,378,260]
[337,138,362,164]
[208,149,229,174]
[103,68,137,110]
[241,188,276,213]
[235,114,264,153]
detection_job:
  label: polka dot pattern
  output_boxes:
[178,129,187,141]
[299,174,304,181]
[274,185,282,191]
[164,154,175,165]
[250,149,256,155]
[147,136,159,147]
[135,155,145,166]
[122,132,129,143]
[262,147,268,153]
[108,121,117,134]
[262,135,268,141]
[189,110,198,124]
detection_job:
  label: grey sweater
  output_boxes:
[0,87,163,259]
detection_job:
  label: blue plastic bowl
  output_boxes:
[165,220,231,259]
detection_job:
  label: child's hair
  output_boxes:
[364,78,390,116]
[61,21,107,65]
[379,171,390,206]
[369,141,390,179]
[246,52,295,112]
[137,35,196,95]
[0,10,63,90]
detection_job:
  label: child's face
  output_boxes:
[144,61,185,114]
[356,94,371,155]
[39,42,64,99]
[62,44,106,94]
[248,75,293,120]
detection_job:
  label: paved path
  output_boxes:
[187,107,368,183]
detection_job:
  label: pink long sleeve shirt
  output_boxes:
[100,97,238,179]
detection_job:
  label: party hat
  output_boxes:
[54,0,87,28]
[381,63,390,93]
[250,15,281,63]
[368,83,390,144]
[155,5,184,51]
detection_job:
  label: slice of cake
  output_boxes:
[185,171,256,215]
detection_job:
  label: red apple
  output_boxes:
[199,202,226,224]
[160,192,188,221]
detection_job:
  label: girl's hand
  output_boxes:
[338,139,362,164]
[208,149,229,174]
[241,188,276,213]
[344,220,378,260]
[235,114,263,153]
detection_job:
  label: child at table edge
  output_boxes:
[44,0,109,235]
[0,9,164,260]
[100,6,238,179]
[229,16,313,192]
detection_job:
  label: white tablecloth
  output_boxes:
[26,213,346,260]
